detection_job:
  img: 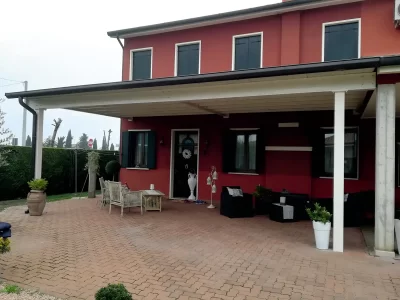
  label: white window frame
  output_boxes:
[174,41,201,76]
[319,126,360,180]
[322,18,361,62]
[232,32,263,71]
[129,47,153,80]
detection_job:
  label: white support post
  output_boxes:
[375,84,396,258]
[34,109,44,179]
[333,91,345,253]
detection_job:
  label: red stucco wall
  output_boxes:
[119,112,393,203]
[122,0,400,80]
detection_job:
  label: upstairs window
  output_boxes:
[130,48,152,80]
[323,20,360,62]
[233,33,262,71]
[175,42,200,76]
[121,131,157,169]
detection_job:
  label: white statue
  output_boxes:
[188,172,197,201]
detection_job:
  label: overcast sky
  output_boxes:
[1,0,278,148]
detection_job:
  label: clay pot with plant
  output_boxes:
[27,179,48,216]
[253,185,273,215]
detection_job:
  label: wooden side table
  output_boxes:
[141,190,164,212]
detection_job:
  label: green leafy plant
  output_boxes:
[0,238,10,254]
[253,185,272,199]
[27,178,48,191]
[1,284,21,294]
[105,160,121,181]
[306,203,332,224]
[95,283,132,300]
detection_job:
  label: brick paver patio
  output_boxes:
[1,198,400,300]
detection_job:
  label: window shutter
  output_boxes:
[255,129,265,174]
[222,130,236,173]
[324,22,358,62]
[132,50,151,80]
[121,131,131,168]
[248,35,261,69]
[177,44,199,76]
[234,37,249,71]
[311,129,324,178]
[147,131,157,169]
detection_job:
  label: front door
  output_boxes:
[172,131,198,198]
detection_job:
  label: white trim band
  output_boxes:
[265,146,312,152]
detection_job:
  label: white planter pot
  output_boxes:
[312,221,331,250]
[395,219,400,253]
[187,173,197,201]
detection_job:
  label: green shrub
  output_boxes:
[105,160,121,180]
[0,238,10,254]
[28,178,48,191]
[306,203,332,224]
[95,283,132,300]
[0,147,119,201]
[1,284,21,294]
[253,185,272,199]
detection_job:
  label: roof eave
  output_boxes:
[5,57,389,100]
[107,0,365,39]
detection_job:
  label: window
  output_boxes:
[233,33,262,71]
[223,130,264,174]
[323,20,360,62]
[175,42,200,76]
[121,131,156,169]
[131,48,152,80]
[318,128,358,179]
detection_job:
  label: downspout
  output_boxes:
[18,97,37,179]
[117,36,124,80]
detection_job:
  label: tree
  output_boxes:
[25,135,32,147]
[56,136,65,148]
[110,143,115,151]
[93,138,98,150]
[101,131,107,150]
[43,136,52,147]
[78,133,89,149]
[0,101,13,167]
[107,129,112,150]
[50,118,62,147]
[65,130,73,148]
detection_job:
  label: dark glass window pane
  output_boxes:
[324,22,359,62]
[235,135,245,171]
[132,50,151,80]
[134,132,148,167]
[248,134,257,171]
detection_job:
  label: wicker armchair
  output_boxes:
[98,177,110,208]
[108,181,143,216]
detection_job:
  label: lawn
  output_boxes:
[0,191,101,212]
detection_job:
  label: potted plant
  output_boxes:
[306,203,332,250]
[253,185,272,215]
[27,178,48,216]
[105,160,121,181]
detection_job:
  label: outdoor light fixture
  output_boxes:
[207,166,217,209]
[204,139,209,154]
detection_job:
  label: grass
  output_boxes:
[1,284,21,294]
[0,191,101,212]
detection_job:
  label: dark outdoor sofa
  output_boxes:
[220,186,254,218]
[270,192,311,221]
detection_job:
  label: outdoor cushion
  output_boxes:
[0,222,11,238]
[226,187,243,197]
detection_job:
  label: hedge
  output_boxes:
[0,146,119,201]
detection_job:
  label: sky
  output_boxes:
[1,0,279,149]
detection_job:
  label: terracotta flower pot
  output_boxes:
[27,190,46,216]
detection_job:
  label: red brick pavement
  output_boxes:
[1,198,400,300]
